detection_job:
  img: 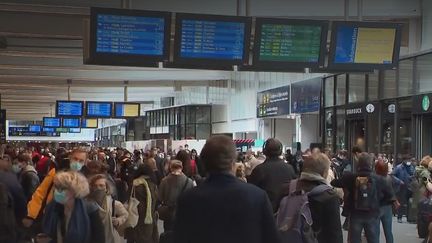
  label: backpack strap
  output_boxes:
[289,179,299,194]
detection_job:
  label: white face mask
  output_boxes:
[406,162,412,166]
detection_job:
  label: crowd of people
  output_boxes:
[0,138,431,243]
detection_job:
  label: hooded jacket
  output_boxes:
[19,165,40,201]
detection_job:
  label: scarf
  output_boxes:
[133,176,153,224]
[300,171,329,185]
[43,198,91,243]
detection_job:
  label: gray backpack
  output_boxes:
[276,179,332,243]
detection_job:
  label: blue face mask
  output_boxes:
[70,161,84,171]
[54,189,68,204]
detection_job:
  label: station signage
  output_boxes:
[345,104,364,119]
[291,77,321,113]
[413,94,432,114]
[257,85,290,118]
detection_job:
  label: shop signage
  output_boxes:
[346,107,362,115]
[257,85,290,118]
[422,95,430,112]
[388,104,396,114]
[366,104,375,113]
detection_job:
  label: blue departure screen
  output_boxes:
[44,118,61,128]
[63,118,80,128]
[43,127,55,132]
[29,125,41,132]
[86,102,112,117]
[96,14,166,55]
[179,19,246,60]
[57,102,83,116]
[334,26,358,63]
[69,128,81,133]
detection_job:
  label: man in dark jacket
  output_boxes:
[331,153,395,243]
[249,138,296,212]
[14,153,40,201]
[279,153,343,243]
[174,135,280,243]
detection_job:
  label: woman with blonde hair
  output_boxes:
[39,171,104,243]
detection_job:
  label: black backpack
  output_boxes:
[0,182,17,242]
[354,175,379,211]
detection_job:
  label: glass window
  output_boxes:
[367,105,379,154]
[186,106,196,124]
[383,69,397,99]
[336,108,346,151]
[398,58,414,97]
[185,124,195,139]
[381,101,395,164]
[336,75,346,106]
[179,107,186,125]
[196,106,211,123]
[324,109,334,151]
[368,72,379,101]
[417,54,432,94]
[196,124,211,139]
[348,74,366,103]
[398,99,412,162]
[324,77,334,107]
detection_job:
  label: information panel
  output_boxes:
[29,125,42,132]
[329,21,401,69]
[114,103,140,117]
[43,127,55,133]
[259,25,322,62]
[69,128,81,133]
[257,86,290,118]
[56,101,83,117]
[291,78,322,113]
[43,117,61,128]
[82,119,98,128]
[62,118,81,128]
[0,110,5,142]
[96,14,166,56]
[86,102,112,117]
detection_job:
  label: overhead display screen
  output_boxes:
[62,118,81,128]
[174,13,251,69]
[56,101,84,117]
[82,119,98,128]
[43,127,55,132]
[69,128,81,133]
[253,19,328,70]
[291,77,322,113]
[114,103,140,118]
[29,125,42,132]
[86,102,112,117]
[329,21,401,70]
[89,8,171,67]
[56,128,70,133]
[43,117,61,128]
[257,85,290,118]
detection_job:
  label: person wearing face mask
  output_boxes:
[13,152,40,201]
[39,171,104,243]
[392,155,416,223]
[88,174,128,243]
[22,148,88,231]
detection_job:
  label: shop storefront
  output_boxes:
[322,50,432,163]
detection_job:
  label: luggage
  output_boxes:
[417,198,432,238]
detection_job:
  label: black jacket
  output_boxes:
[331,170,395,217]
[298,180,343,243]
[19,166,40,201]
[249,158,297,212]
[0,171,27,221]
[174,173,280,243]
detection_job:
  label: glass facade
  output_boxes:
[321,51,432,162]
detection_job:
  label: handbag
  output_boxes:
[157,177,189,222]
[117,185,140,236]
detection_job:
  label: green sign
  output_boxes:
[422,95,430,111]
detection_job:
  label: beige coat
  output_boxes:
[98,196,129,243]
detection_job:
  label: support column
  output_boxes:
[124,80,129,102]
[67,79,72,101]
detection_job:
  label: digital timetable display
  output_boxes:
[114,103,140,118]
[29,125,41,132]
[96,14,166,56]
[86,102,112,117]
[329,21,401,70]
[43,117,61,128]
[82,119,98,128]
[174,13,251,69]
[253,19,328,70]
[62,118,81,128]
[56,101,84,117]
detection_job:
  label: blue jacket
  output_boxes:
[392,162,415,185]
[174,172,280,243]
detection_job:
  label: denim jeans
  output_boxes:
[378,205,394,243]
[349,214,380,243]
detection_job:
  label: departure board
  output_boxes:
[258,24,322,62]
[29,125,41,132]
[43,127,55,132]
[56,101,83,117]
[43,117,61,128]
[95,14,166,56]
[178,18,246,60]
[69,128,81,133]
[86,102,112,117]
[82,119,98,128]
[114,103,140,117]
[62,118,81,128]
[329,22,401,69]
